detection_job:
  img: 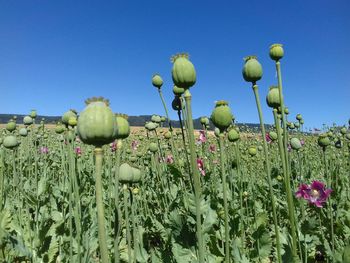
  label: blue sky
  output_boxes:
[0,0,349,128]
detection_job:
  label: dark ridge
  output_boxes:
[0,114,271,131]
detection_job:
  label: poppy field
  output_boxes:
[1,44,350,263]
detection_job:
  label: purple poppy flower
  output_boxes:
[295,180,332,208]
[295,184,310,199]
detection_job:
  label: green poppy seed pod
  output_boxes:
[296,114,302,121]
[300,119,304,125]
[288,122,295,130]
[149,142,158,153]
[258,145,263,151]
[228,128,240,142]
[3,135,18,149]
[164,131,171,139]
[340,127,347,135]
[151,115,162,123]
[171,53,196,89]
[284,107,289,115]
[270,131,278,141]
[172,96,182,111]
[152,74,163,89]
[211,100,233,132]
[68,117,78,127]
[131,167,142,183]
[318,133,331,148]
[62,109,77,126]
[6,121,16,132]
[115,116,130,139]
[30,110,37,119]
[248,146,257,156]
[19,128,28,137]
[129,156,137,162]
[23,116,33,126]
[160,116,166,123]
[145,122,158,131]
[266,86,281,109]
[242,56,263,83]
[173,85,185,96]
[77,97,118,147]
[119,163,134,183]
[269,44,284,61]
[55,124,65,134]
[345,133,350,140]
[200,116,210,126]
[294,122,300,128]
[214,128,220,137]
[290,137,302,150]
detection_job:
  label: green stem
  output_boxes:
[276,61,299,262]
[252,84,282,263]
[219,134,230,263]
[94,148,109,263]
[323,148,335,260]
[158,89,178,162]
[131,191,137,263]
[114,141,122,263]
[183,90,204,263]
[123,184,132,263]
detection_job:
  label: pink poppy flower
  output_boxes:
[40,146,49,154]
[265,133,272,143]
[197,130,207,144]
[131,140,139,151]
[110,141,117,152]
[209,144,216,153]
[75,146,82,155]
[197,158,205,176]
[166,155,174,164]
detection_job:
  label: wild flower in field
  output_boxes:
[131,140,139,151]
[287,144,292,152]
[300,139,305,146]
[197,158,205,176]
[295,180,332,208]
[197,130,207,144]
[75,146,82,155]
[110,141,117,152]
[265,133,272,143]
[209,144,216,153]
[40,146,49,154]
[166,155,174,164]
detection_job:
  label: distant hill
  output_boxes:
[0,113,270,132]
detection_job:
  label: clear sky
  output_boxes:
[0,0,349,128]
